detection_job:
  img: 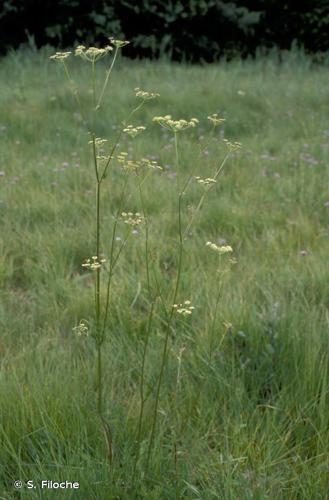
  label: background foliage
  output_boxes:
[1,0,329,60]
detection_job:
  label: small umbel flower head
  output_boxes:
[153,115,199,132]
[75,45,85,57]
[108,37,130,49]
[82,256,106,271]
[75,44,113,62]
[139,157,163,171]
[173,300,195,316]
[49,51,71,62]
[117,151,129,163]
[207,113,226,126]
[194,176,217,187]
[121,211,145,227]
[134,87,160,100]
[73,320,89,337]
[223,139,242,152]
[206,241,233,254]
[88,137,108,146]
[117,152,162,173]
[123,125,146,138]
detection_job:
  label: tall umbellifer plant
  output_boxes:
[50,39,240,478]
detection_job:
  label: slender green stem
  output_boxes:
[92,141,114,462]
[132,171,156,479]
[145,239,183,471]
[137,171,152,292]
[133,302,154,480]
[97,344,102,414]
[126,100,146,123]
[101,177,129,341]
[96,47,119,110]
[92,59,96,109]
[93,137,104,443]
[62,61,88,129]
[99,100,146,184]
[174,132,180,191]
[183,153,230,239]
[149,259,169,322]
[95,181,101,332]
[92,134,100,182]
[99,129,123,182]
[91,128,101,345]
[209,279,222,362]
[146,132,184,471]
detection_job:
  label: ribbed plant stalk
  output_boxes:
[132,171,156,480]
[91,136,113,463]
[146,131,184,471]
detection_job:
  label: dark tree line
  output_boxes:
[1,1,329,60]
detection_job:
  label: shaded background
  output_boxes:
[1,1,329,60]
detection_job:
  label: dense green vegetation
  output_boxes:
[1,1,329,60]
[0,48,329,498]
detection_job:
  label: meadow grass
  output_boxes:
[0,47,329,498]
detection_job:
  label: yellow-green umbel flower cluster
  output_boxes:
[73,320,89,337]
[96,155,110,164]
[223,139,242,152]
[49,51,71,62]
[153,115,199,132]
[207,113,226,126]
[51,37,129,64]
[117,152,129,163]
[139,158,163,171]
[108,37,130,48]
[194,176,217,187]
[121,212,144,227]
[206,241,233,254]
[88,137,108,149]
[82,256,106,270]
[123,125,146,138]
[173,300,195,316]
[134,87,160,100]
[117,152,162,173]
[75,45,113,62]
